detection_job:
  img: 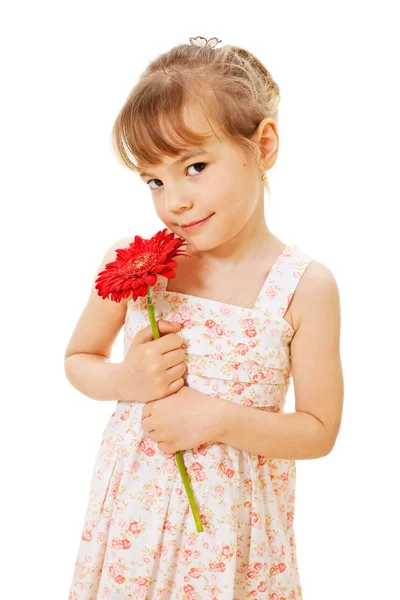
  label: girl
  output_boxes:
[66,36,343,599]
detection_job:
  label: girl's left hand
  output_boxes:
[141,385,225,454]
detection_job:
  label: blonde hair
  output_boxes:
[111,42,281,195]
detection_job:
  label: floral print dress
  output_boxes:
[68,243,315,600]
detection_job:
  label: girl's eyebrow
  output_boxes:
[139,147,208,178]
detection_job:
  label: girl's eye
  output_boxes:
[147,162,207,191]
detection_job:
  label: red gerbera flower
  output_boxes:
[95,228,190,302]
[94,227,204,533]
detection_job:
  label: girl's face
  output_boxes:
[139,105,277,259]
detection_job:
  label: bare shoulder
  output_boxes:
[291,260,341,332]
[64,235,135,361]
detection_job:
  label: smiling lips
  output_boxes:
[181,214,214,230]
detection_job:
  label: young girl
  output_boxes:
[66,36,343,599]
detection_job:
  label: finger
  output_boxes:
[163,347,186,369]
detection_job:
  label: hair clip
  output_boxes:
[189,36,222,48]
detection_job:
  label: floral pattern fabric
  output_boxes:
[68,243,314,599]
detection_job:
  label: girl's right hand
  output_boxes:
[116,319,187,403]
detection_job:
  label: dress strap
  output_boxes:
[254,243,315,318]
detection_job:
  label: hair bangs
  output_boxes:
[112,78,222,174]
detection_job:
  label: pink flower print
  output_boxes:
[183,584,195,595]
[246,570,257,579]
[136,576,150,587]
[253,562,263,571]
[128,520,144,535]
[233,362,240,370]
[164,456,177,473]
[293,270,302,279]
[270,562,287,575]
[257,581,267,592]
[120,408,130,421]
[215,324,224,336]
[236,342,249,356]
[183,548,193,560]
[181,319,193,329]
[195,443,208,456]
[198,512,210,526]
[192,461,203,472]
[265,286,278,300]
[243,398,255,407]
[215,562,226,572]
[194,470,206,482]
[225,468,234,478]
[81,530,92,541]
[111,538,131,550]
[180,306,193,318]
[189,567,201,578]
[218,461,226,474]
[257,455,267,466]
[186,533,196,545]
[176,488,183,496]
[249,340,256,348]
[214,484,224,496]
[251,511,259,525]
[140,440,155,457]
[205,319,217,329]
[97,531,105,543]
[256,542,266,556]
[162,519,171,531]
[252,372,265,383]
[232,382,245,395]
[243,318,254,328]
[108,565,125,584]
[245,327,257,338]
[244,477,253,491]
[222,544,234,559]
[220,305,232,315]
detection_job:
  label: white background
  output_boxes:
[1,1,399,598]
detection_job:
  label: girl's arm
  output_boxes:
[64,237,132,401]
[217,262,344,459]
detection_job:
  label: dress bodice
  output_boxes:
[124,243,315,412]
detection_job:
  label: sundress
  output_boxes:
[68,242,315,600]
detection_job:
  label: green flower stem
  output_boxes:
[146,287,204,533]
